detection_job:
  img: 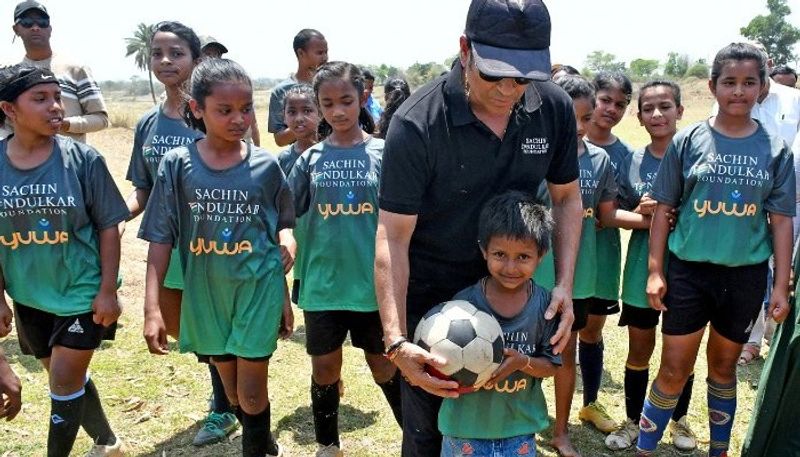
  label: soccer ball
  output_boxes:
[413,300,504,390]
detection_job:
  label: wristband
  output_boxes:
[385,336,408,361]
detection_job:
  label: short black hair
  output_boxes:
[637,79,682,110]
[293,29,325,56]
[711,42,768,86]
[362,69,375,81]
[477,191,553,256]
[554,75,595,106]
[771,64,797,79]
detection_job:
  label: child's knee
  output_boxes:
[312,361,341,385]
[237,388,268,414]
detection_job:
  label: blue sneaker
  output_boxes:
[192,411,238,446]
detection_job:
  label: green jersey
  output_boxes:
[287,137,382,312]
[618,147,662,308]
[439,279,561,439]
[0,136,129,315]
[651,121,795,266]
[534,142,616,299]
[588,138,632,300]
[279,143,306,281]
[139,142,294,357]
[126,104,203,190]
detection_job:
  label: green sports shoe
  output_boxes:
[192,411,238,446]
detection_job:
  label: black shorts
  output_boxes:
[619,303,661,330]
[662,254,768,344]
[14,302,116,359]
[588,297,621,315]
[572,298,590,332]
[195,353,271,364]
[304,310,385,356]
[290,279,301,305]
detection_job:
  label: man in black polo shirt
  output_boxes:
[375,0,582,455]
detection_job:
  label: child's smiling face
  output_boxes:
[482,235,542,293]
[592,86,629,131]
[638,85,683,140]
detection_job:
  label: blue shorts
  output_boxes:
[441,434,536,457]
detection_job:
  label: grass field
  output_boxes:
[2,79,769,456]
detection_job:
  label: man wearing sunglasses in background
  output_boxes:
[2,0,109,143]
[375,0,582,455]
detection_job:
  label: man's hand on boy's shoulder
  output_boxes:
[545,285,573,355]
[391,342,461,398]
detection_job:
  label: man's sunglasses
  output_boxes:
[16,17,50,29]
[478,70,532,86]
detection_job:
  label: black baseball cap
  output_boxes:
[14,0,49,21]
[465,0,551,81]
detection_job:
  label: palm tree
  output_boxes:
[125,23,156,104]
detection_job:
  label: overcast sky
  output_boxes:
[1,0,799,81]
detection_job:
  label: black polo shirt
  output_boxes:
[379,64,578,316]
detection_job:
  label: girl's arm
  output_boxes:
[125,187,151,221]
[119,187,151,237]
[646,203,673,311]
[597,201,651,230]
[92,226,122,327]
[278,228,295,274]
[768,214,793,323]
[143,242,172,355]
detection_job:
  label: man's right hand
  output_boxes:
[392,342,460,398]
[545,285,575,354]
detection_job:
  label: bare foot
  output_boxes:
[550,434,582,457]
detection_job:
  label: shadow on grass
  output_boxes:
[1,336,43,373]
[137,421,241,457]
[276,404,380,446]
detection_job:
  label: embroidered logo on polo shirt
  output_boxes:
[521,137,549,155]
[67,319,84,334]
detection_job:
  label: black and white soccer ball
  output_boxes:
[413,300,504,390]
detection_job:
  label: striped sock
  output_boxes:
[636,383,679,454]
[707,378,737,457]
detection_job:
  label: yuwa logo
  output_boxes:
[317,202,374,220]
[583,208,594,219]
[693,200,757,218]
[481,378,528,394]
[0,218,69,250]
[189,227,252,256]
[0,230,68,250]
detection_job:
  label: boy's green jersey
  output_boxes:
[534,141,616,298]
[139,142,294,357]
[618,147,662,308]
[439,279,561,439]
[287,137,383,312]
[588,138,632,301]
[651,121,795,266]
[0,136,129,315]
